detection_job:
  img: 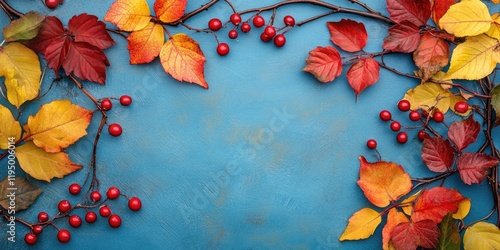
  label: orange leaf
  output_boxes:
[104,0,151,32]
[127,22,164,64]
[412,187,465,223]
[357,156,412,208]
[382,208,409,250]
[159,33,208,89]
[346,57,380,97]
[413,32,450,81]
[154,0,187,23]
[303,46,342,83]
[339,207,382,241]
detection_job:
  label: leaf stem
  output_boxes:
[0,0,22,20]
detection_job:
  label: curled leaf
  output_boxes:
[327,19,367,52]
[0,177,42,211]
[0,105,21,150]
[2,11,45,42]
[339,207,381,241]
[303,46,342,83]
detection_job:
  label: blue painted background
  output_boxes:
[0,0,497,249]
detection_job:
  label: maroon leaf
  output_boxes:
[391,220,440,250]
[24,16,65,54]
[68,13,116,50]
[303,46,343,83]
[62,42,108,84]
[387,0,432,26]
[422,137,455,172]
[346,57,380,97]
[457,152,499,185]
[383,22,421,53]
[447,115,480,151]
[327,19,368,52]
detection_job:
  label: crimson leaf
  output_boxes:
[68,13,116,50]
[447,115,480,151]
[391,220,440,250]
[327,19,368,52]
[383,22,421,53]
[422,137,455,172]
[457,152,499,185]
[386,0,432,26]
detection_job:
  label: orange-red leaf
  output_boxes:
[457,152,499,185]
[387,0,432,26]
[327,19,367,52]
[346,57,380,97]
[412,187,465,223]
[413,32,450,80]
[383,22,421,53]
[303,46,342,83]
[104,0,151,32]
[391,220,440,250]
[68,13,116,50]
[159,33,208,89]
[154,0,187,23]
[127,22,164,64]
[421,136,454,172]
[357,156,412,208]
[383,208,409,250]
[431,0,456,25]
[448,115,480,152]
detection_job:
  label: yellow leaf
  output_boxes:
[154,0,187,23]
[452,198,471,220]
[0,105,21,150]
[403,82,453,113]
[444,34,500,80]
[16,141,82,182]
[464,222,500,250]
[104,0,151,32]
[127,22,164,64]
[339,207,382,241]
[430,71,453,90]
[486,14,500,40]
[24,100,93,153]
[0,42,41,108]
[439,0,493,37]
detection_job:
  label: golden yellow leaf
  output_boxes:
[464,222,500,250]
[444,34,500,80]
[339,207,382,241]
[0,105,21,150]
[403,82,453,113]
[430,71,453,90]
[24,100,93,153]
[0,42,41,108]
[16,141,82,182]
[452,198,471,220]
[104,0,151,32]
[439,0,492,37]
[486,14,500,40]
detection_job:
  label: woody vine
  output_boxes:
[0,0,500,248]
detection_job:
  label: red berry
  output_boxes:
[379,110,392,121]
[418,129,427,141]
[58,200,71,213]
[260,32,272,42]
[68,215,82,228]
[128,197,142,211]
[273,34,286,47]
[38,212,49,223]
[108,123,122,137]
[32,225,43,235]
[120,95,132,106]
[45,0,58,9]
[264,26,276,38]
[228,29,238,39]
[90,191,101,202]
[454,101,469,113]
[433,111,445,123]
[108,214,122,228]
[57,230,71,243]
[396,132,408,144]
[101,99,112,111]
[25,233,37,245]
[422,110,429,118]
[241,22,251,33]
[217,43,230,56]
[284,15,295,26]
[390,121,401,132]
[397,100,411,112]
[99,206,111,217]
[106,187,120,200]
[409,111,420,121]
[68,183,81,195]
[85,211,97,223]
[366,139,377,149]
[230,13,241,25]
[208,18,222,31]
[253,15,265,28]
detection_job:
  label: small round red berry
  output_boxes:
[433,111,444,123]
[57,230,71,243]
[454,101,469,113]
[264,26,276,38]
[260,33,272,42]
[253,15,265,28]
[241,22,251,33]
[284,15,295,26]
[58,200,71,213]
[208,18,222,31]
[228,29,238,39]
[85,211,97,223]
[379,110,392,121]
[119,95,132,106]
[99,206,111,217]
[397,100,411,112]
[418,129,427,141]
[273,34,286,47]
[90,190,102,202]
[25,233,37,245]
[108,214,122,228]
[38,212,49,223]
[396,132,408,144]
[230,13,241,25]
[422,110,429,118]
[45,0,58,9]
[108,123,123,137]
[409,111,420,121]
[32,225,43,235]
[68,183,81,195]
[390,121,401,132]
[217,43,230,56]
[128,197,142,211]
[68,215,82,228]
[101,99,112,111]
[106,187,120,200]
[366,139,377,149]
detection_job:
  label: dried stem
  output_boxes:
[0,0,22,20]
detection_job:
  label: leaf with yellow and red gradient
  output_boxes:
[431,0,456,25]
[357,156,412,208]
[68,13,115,50]
[127,22,164,64]
[104,0,151,32]
[412,187,465,223]
[383,22,421,53]
[382,208,409,250]
[346,58,380,97]
[457,152,499,185]
[386,0,431,26]
[327,19,367,52]
[422,137,454,172]
[154,0,187,23]
[413,32,449,81]
[303,46,343,83]
[391,220,440,250]
[159,33,208,89]
[448,115,480,151]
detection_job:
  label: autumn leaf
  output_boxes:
[439,0,493,37]
[464,222,500,250]
[0,178,42,211]
[437,213,460,250]
[412,187,465,223]
[491,84,500,126]
[447,115,480,151]
[0,105,21,150]
[339,207,381,241]
[383,22,421,53]
[421,137,454,172]
[401,190,422,216]
[303,46,342,83]
[357,156,412,208]
[452,198,471,220]
[24,100,93,153]
[104,0,151,32]
[431,0,456,25]
[403,82,454,113]
[486,14,500,40]
[382,208,409,250]
[23,16,64,54]
[457,152,499,185]
[62,42,109,84]
[327,19,367,52]
[346,58,380,97]
[0,42,41,108]
[2,11,45,42]
[391,220,440,250]
[413,32,449,81]
[127,22,164,64]
[154,0,187,23]
[68,13,116,50]
[16,141,82,182]
[386,0,431,26]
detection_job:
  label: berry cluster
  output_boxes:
[98,95,132,137]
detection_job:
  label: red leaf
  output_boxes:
[327,19,367,52]
[346,57,380,96]
[413,31,450,80]
[447,115,480,151]
[387,0,432,26]
[24,16,64,53]
[391,220,440,250]
[431,0,456,25]
[422,137,455,172]
[457,152,499,185]
[62,42,108,84]
[44,37,71,72]
[383,22,421,53]
[68,13,116,50]
[412,187,465,223]
[303,46,342,83]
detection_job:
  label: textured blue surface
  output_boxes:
[0,0,497,249]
